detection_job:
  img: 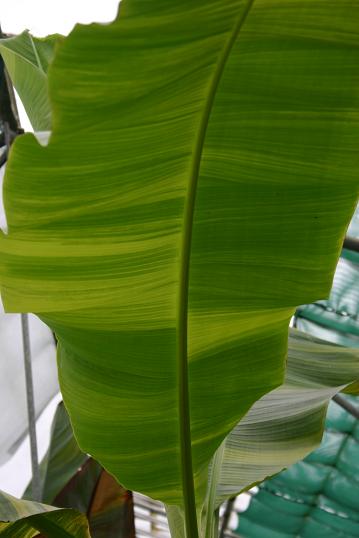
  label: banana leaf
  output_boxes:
[23,402,87,504]
[0,490,90,538]
[0,31,63,131]
[1,1,359,536]
[236,396,359,538]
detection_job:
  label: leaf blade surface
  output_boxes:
[1,0,359,512]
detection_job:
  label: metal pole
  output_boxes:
[21,314,42,501]
[333,393,359,420]
[343,236,359,253]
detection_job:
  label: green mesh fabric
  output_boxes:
[236,397,359,538]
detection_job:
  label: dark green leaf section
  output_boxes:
[0,490,90,538]
[237,396,359,538]
[1,0,359,510]
[0,30,63,130]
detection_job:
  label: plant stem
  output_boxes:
[21,313,42,501]
[203,441,225,538]
[177,2,255,535]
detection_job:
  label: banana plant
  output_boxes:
[1,1,359,537]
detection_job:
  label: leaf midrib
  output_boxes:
[0,33,46,76]
[176,0,255,535]
[29,33,46,73]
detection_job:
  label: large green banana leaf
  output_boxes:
[0,490,90,538]
[0,31,62,131]
[1,1,359,535]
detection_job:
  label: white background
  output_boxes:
[1,1,119,36]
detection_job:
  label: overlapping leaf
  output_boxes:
[1,2,359,531]
[209,330,359,509]
[24,402,87,504]
[0,31,62,131]
[0,490,90,538]
[236,396,359,538]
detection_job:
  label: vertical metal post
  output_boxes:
[21,314,42,501]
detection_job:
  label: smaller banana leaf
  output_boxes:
[210,329,359,509]
[236,396,359,538]
[0,30,63,131]
[0,489,90,538]
[24,402,87,503]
